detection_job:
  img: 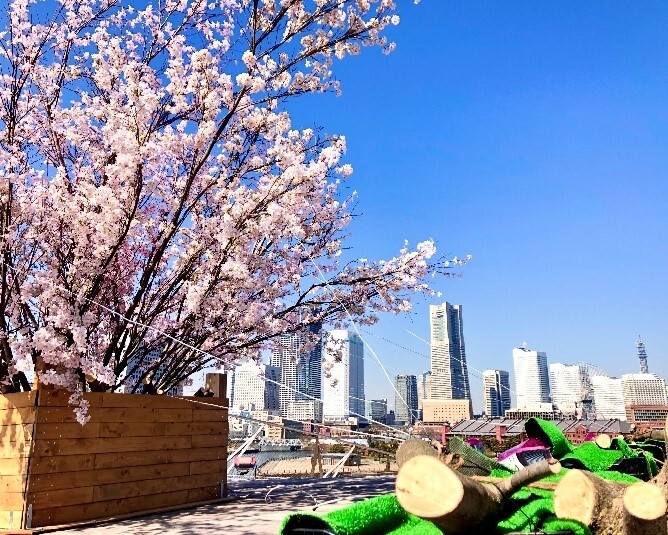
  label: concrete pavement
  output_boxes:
[43,476,396,535]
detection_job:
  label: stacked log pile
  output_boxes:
[394,428,668,535]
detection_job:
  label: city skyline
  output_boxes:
[181,3,667,413]
[283,3,667,417]
[223,314,663,419]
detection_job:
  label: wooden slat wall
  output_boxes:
[0,391,37,531]
[15,387,228,529]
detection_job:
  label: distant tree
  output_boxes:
[329,442,347,454]
[0,0,468,420]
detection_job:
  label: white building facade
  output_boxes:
[429,303,470,400]
[513,347,550,408]
[270,324,322,417]
[621,373,668,406]
[322,330,365,421]
[592,376,626,420]
[231,360,280,411]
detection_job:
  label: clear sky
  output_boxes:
[288,1,668,412]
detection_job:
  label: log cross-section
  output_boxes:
[396,455,561,534]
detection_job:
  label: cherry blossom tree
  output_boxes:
[0,0,465,402]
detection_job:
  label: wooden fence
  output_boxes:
[0,380,228,530]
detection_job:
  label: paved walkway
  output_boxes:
[44,476,395,535]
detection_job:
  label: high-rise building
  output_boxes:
[270,322,322,417]
[322,330,365,420]
[230,360,280,411]
[124,344,183,396]
[512,347,550,408]
[592,376,626,420]
[417,370,432,419]
[395,374,418,425]
[429,303,470,400]
[483,370,511,417]
[549,363,594,416]
[366,399,388,425]
[621,373,668,406]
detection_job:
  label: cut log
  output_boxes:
[652,416,668,502]
[396,455,560,534]
[553,469,627,533]
[395,439,438,468]
[595,433,612,449]
[623,482,667,535]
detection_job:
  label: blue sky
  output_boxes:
[288,1,668,412]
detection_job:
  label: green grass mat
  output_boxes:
[280,494,442,535]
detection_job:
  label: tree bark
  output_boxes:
[396,455,560,535]
[395,438,438,468]
[553,469,627,534]
[651,416,668,499]
[623,482,667,535]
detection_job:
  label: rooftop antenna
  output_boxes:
[637,336,649,374]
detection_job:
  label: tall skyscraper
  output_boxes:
[592,376,626,420]
[429,303,470,400]
[270,322,322,417]
[395,374,419,425]
[417,370,432,417]
[366,399,388,425]
[231,360,280,411]
[621,373,668,406]
[322,330,365,420]
[549,363,591,413]
[124,344,183,396]
[483,370,511,417]
[512,347,550,408]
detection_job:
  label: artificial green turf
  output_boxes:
[279,419,657,534]
[280,494,442,535]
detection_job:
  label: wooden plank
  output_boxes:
[190,459,227,475]
[184,395,229,408]
[0,408,35,426]
[0,492,26,510]
[27,454,95,475]
[188,486,220,502]
[191,434,227,448]
[0,424,34,443]
[30,490,191,528]
[0,442,32,459]
[100,393,202,409]
[92,472,223,502]
[98,421,228,438]
[33,422,100,440]
[0,392,36,411]
[35,407,193,424]
[37,389,103,408]
[94,446,226,470]
[0,510,24,530]
[191,409,228,422]
[32,434,192,457]
[0,474,27,493]
[26,485,94,509]
[29,462,192,493]
[0,457,29,476]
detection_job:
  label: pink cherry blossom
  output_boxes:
[0,0,467,401]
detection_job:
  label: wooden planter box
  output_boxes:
[0,380,228,530]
